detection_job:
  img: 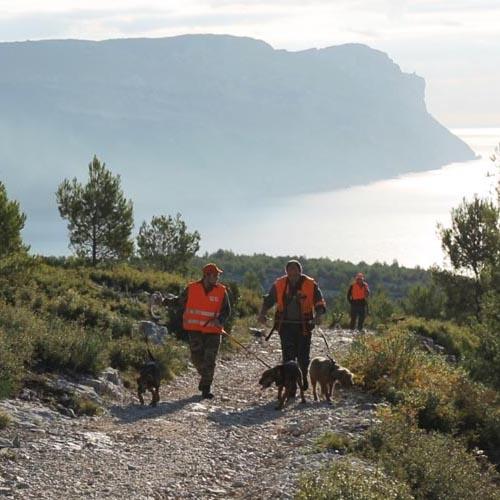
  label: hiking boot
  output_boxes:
[200,385,214,399]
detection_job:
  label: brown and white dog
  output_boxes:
[258,361,306,410]
[309,356,354,403]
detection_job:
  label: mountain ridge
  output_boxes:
[0,34,475,251]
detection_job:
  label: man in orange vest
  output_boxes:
[257,260,326,390]
[181,263,231,399]
[347,272,370,331]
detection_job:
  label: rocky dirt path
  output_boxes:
[0,329,380,499]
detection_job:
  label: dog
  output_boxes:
[309,356,354,403]
[137,346,162,407]
[258,361,306,410]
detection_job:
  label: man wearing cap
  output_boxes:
[257,260,326,390]
[347,272,370,331]
[181,263,231,399]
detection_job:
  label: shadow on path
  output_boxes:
[110,395,200,424]
[208,399,313,428]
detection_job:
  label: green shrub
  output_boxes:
[358,417,500,499]
[0,305,37,398]
[402,317,478,359]
[0,335,25,398]
[236,287,261,317]
[346,326,431,394]
[366,289,398,328]
[109,316,135,338]
[467,322,500,390]
[314,431,353,453]
[402,283,446,320]
[108,336,187,381]
[33,321,108,376]
[297,458,413,500]
[109,337,152,371]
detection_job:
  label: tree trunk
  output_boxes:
[92,224,97,266]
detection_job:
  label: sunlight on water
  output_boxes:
[203,128,499,268]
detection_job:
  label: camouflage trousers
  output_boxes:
[188,332,222,387]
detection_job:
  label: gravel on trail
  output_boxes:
[0,329,381,499]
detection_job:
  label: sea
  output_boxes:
[200,128,500,269]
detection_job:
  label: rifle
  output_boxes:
[264,318,315,341]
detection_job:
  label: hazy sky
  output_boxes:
[1,0,499,127]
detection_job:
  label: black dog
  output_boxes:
[137,347,161,407]
[258,361,306,410]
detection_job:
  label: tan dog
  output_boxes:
[309,356,354,402]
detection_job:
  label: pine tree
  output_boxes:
[0,181,28,257]
[56,155,134,265]
[137,213,200,272]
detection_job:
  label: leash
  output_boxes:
[220,330,273,369]
[203,317,272,369]
[316,327,337,362]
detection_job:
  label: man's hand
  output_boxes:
[257,313,268,326]
[314,314,323,326]
[206,318,222,328]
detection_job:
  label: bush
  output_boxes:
[346,325,432,394]
[402,283,446,319]
[468,328,500,389]
[313,431,353,453]
[345,324,500,467]
[108,336,187,381]
[366,289,398,328]
[236,287,261,318]
[0,305,38,398]
[0,300,108,382]
[358,417,500,499]
[33,322,108,376]
[401,317,478,359]
[297,458,413,500]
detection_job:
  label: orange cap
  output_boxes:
[202,263,223,275]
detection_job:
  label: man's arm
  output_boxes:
[258,284,277,324]
[178,287,188,309]
[346,284,353,303]
[313,283,326,325]
[217,291,231,325]
[314,283,327,315]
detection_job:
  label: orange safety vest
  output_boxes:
[351,281,369,300]
[274,275,326,333]
[182,281,226,334]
